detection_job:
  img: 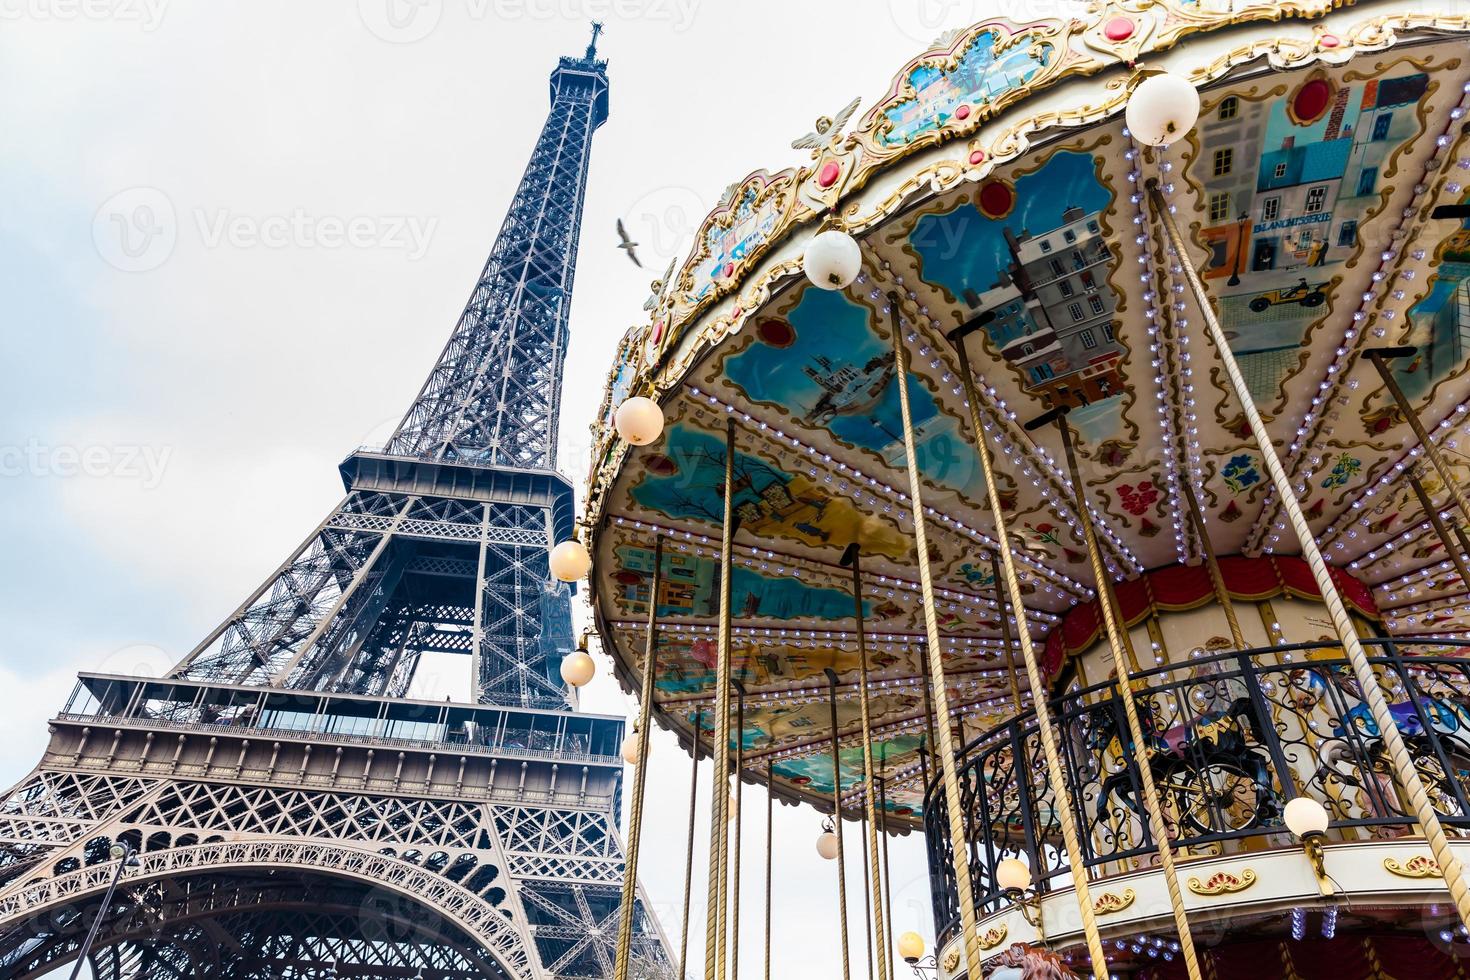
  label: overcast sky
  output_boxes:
[0,0,1024,975]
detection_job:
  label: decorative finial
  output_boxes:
[586,21,603,60]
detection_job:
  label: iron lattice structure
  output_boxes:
[0,29,673,980]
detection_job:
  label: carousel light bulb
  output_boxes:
[614,396,665,446]
[996,857,1032,893]
[1126,72,1201,146]
[620,729,644,765]
[549,540,591,582]
[559,650,596,688]
[898,932,926,964]
[816,829,840,860]
[1284,796,1330,838]
[803,229,862,290]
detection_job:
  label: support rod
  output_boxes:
[1034,409,1201,980]
[680,711,702,980]
[1408,469,1470,592]
[704,418,737,980]
[845,543,891,980]
[827,667,854,980]
[1368,349,1470,535]
[987,550,1025,713]
[614,535,662,980]
[1152,180,1470,931]
[1179,480,1246,649]
[942,299,1110,979]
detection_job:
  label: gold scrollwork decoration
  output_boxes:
[1093,888,1136,915]
[1187,868,1258,896]
[978,923,1009,951]
[1384,855,1442,879]
[943,947,962,972]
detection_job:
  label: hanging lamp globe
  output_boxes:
[815,829,840,860]
[620,729,644,765]
[898,932,926,965]
[1125,71,1201,146]
[559,650,596,688]
[614,396,665,446]
[802,229,862,290]
[549,540,591,582]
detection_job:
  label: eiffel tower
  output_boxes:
[0,26,673,980]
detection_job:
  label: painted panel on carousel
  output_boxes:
[771,734,925,796]
[717,288,984,499]
[907,148,1134,455]
[627,423,912,561]
[646,635,910,696]
[1374,195,1470,416]
[608,544,865,622]
[872,27,1056,148]
[684,174,794,306]
[1191,71,1432,405]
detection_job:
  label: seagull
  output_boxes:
[616,219,642,268]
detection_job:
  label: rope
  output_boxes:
[1055,421,1202,980]
[942,299,1111,980]
[827,671,854,980]
[680,711,702,979]
[704,419,737,980]
[1153,182,1470,933]
[849,550,891,980]
[613,536,662,980]
[765,762,774,980]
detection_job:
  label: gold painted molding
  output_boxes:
[1187,868,1258,896]
[1093,888,1137,915]
[943,948,962,972]
[978,923,1009,951]
[1384,855,1442,879]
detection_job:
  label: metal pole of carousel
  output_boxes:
[1406,465,1470,590]
[731,681,746,980]
[1026,407,1202,980]
[1367,348,1470,550]
[705,417,737,980]
[1178,480,1248,649]
[902,292,1110,980]
[681,710,703,980]
[842,542,892,980]
[1147,179,1470,931]
[986,550,1026,712]
[613,534,663,980]
[825,666,855,980]
[765,761,774,980]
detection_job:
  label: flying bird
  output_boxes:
[616,219,642,268]
[791,97,862,151]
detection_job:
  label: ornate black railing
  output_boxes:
[923,637,1470,945]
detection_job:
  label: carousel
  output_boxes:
[562,1,1470,977]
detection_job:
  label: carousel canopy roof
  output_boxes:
[585,0,1470,825]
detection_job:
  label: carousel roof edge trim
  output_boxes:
[586,0,1470,507]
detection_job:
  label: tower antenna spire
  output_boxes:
[586,21,603,59]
